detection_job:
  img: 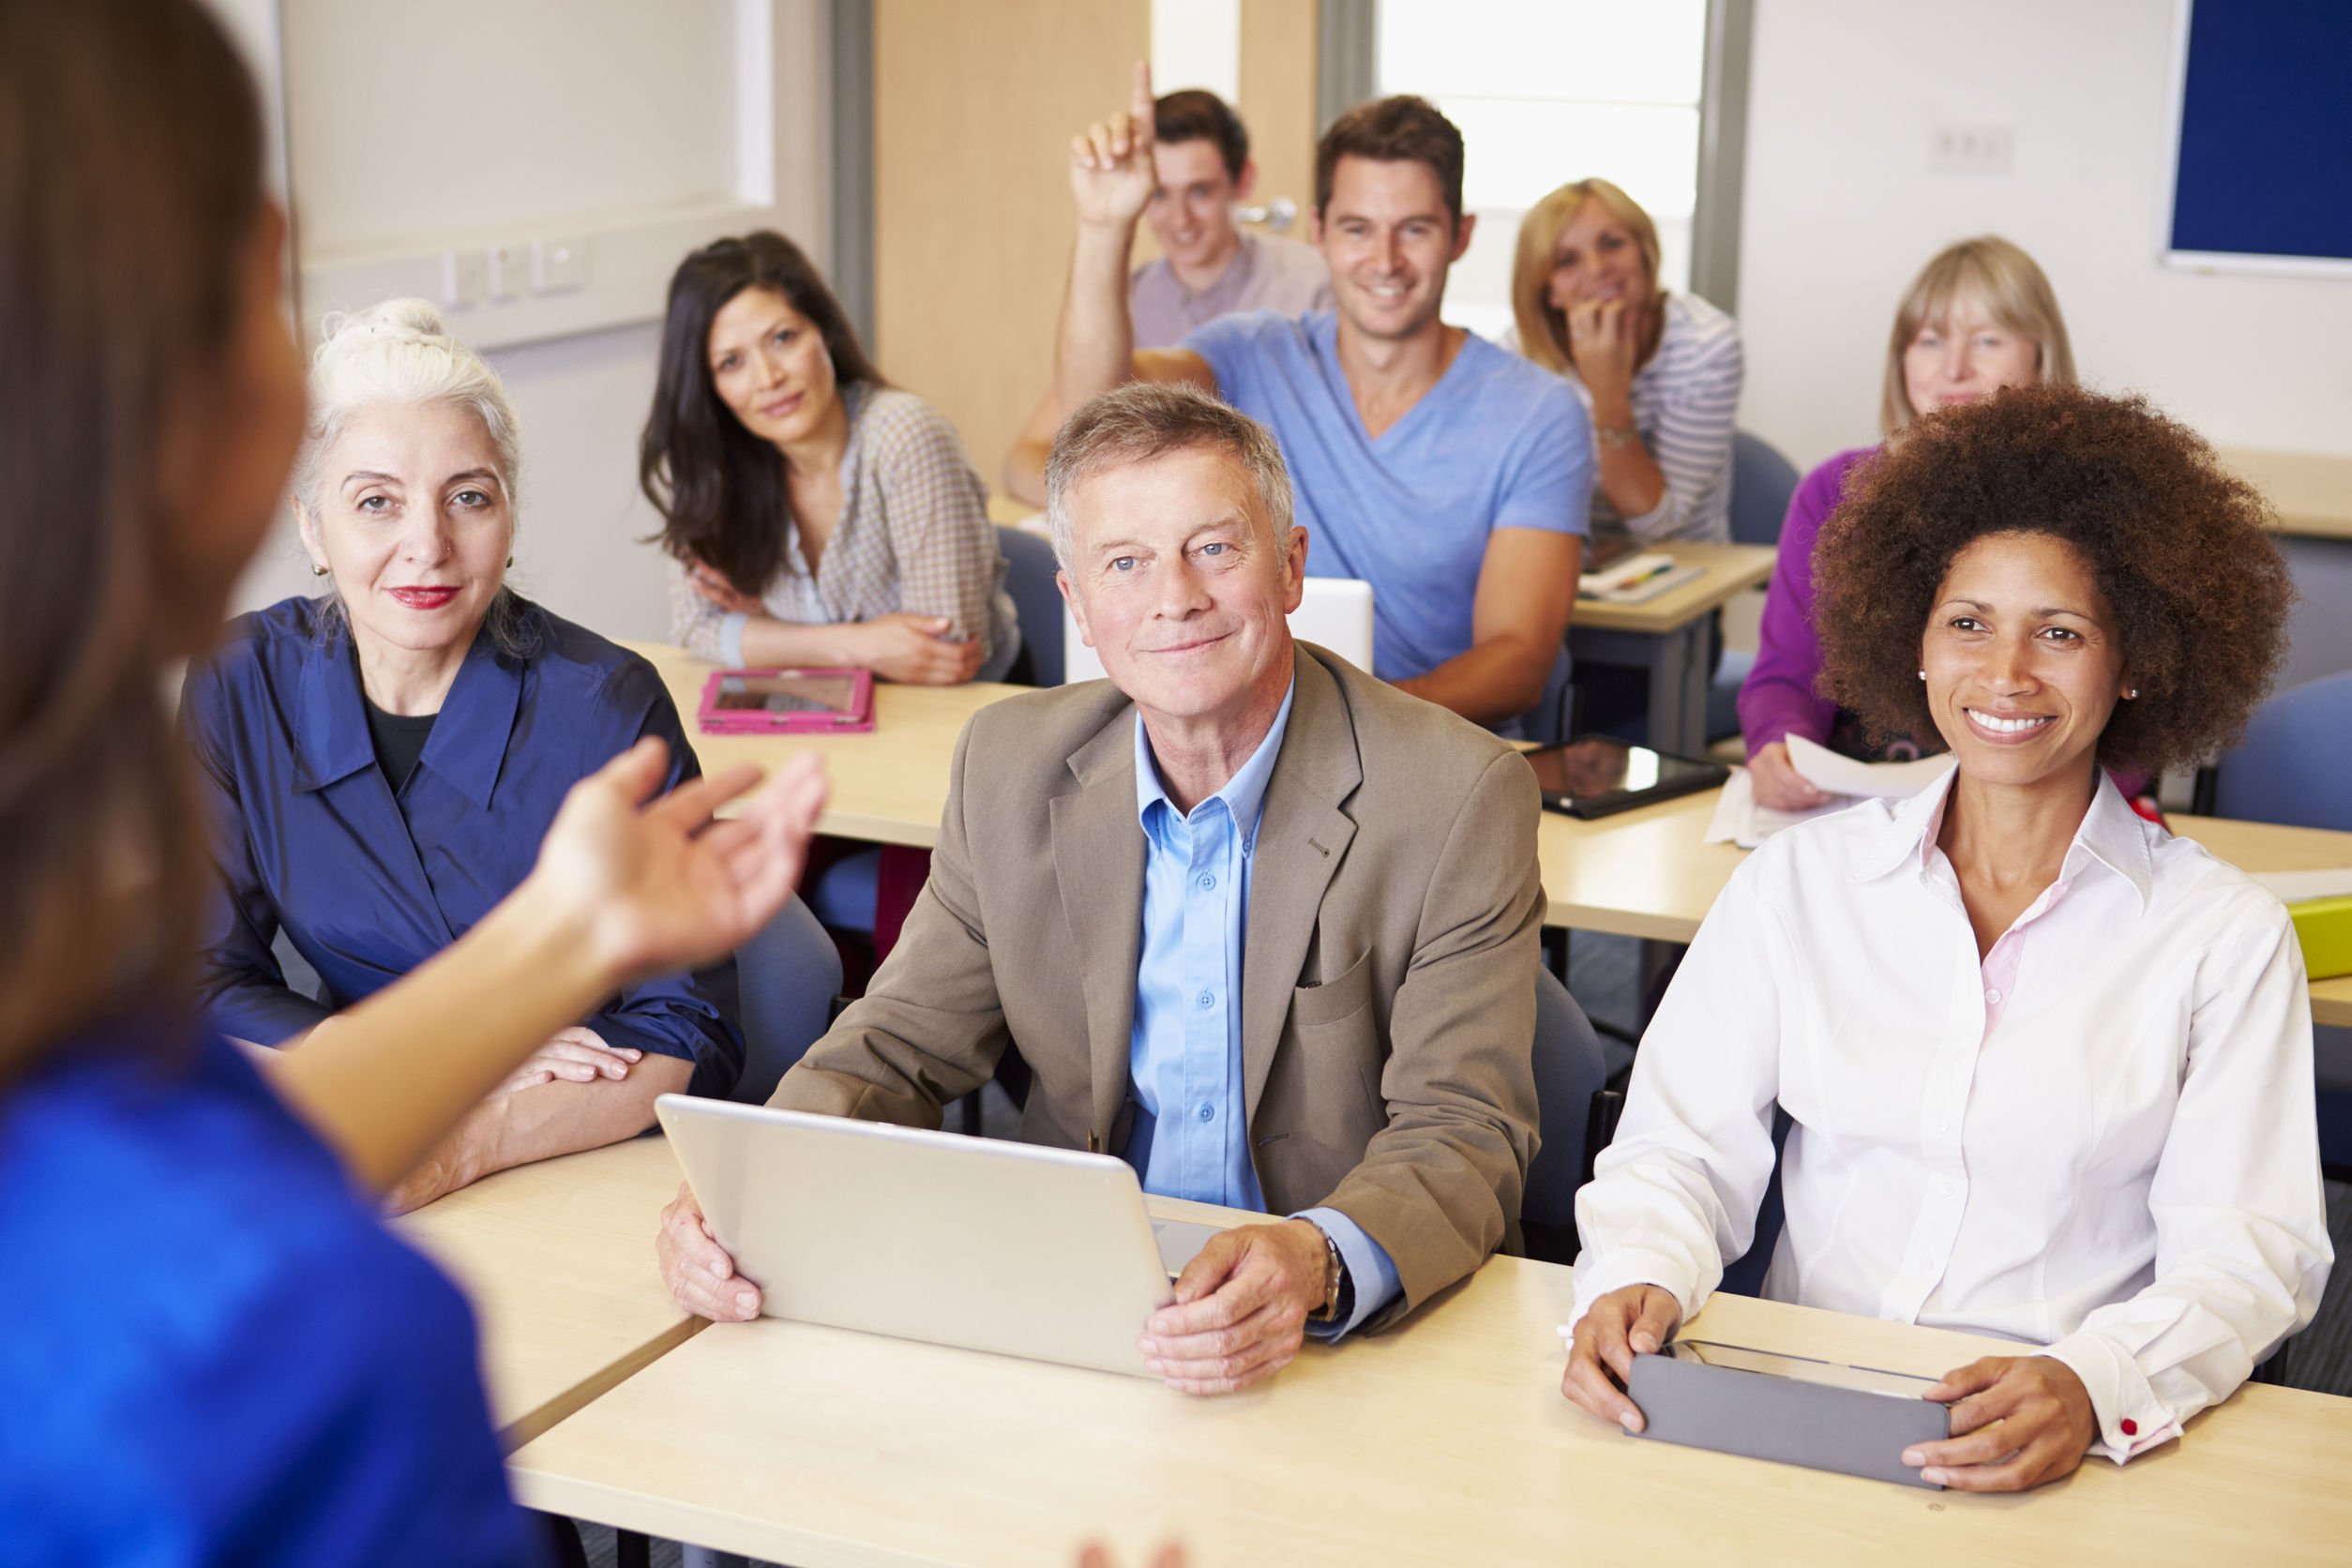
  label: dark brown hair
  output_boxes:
[0,0,261,1074]
[1314,96,1465,229]
[1155,89,1247,180]
[1813,384,2292,775]
[639,231,886,596]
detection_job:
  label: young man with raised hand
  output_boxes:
[1021,63,1591,730]
[1003,85,1330,506]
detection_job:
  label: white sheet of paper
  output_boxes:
[2249,868,2352,905]
[1703,767,1847,849]
[1786,734,1954,800]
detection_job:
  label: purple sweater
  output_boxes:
[1739,446,1873,756]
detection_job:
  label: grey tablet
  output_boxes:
[1625,1340,1953,1489]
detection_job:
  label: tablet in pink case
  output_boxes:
[698,668,876,734]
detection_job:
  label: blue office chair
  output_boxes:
[2209,669,2352,1180]
[2210,671,2352,831]
[1523,967,1611,1242]
[728,894,844,1106]
[1708,431,1803,743]
[996,524,1063,686]
[1727,430,1801,549]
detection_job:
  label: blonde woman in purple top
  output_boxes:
[1739,237,2076,810]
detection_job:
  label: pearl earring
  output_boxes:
[2128,687,2138,700]
[1917,670,1926,681]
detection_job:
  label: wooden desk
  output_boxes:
[1570,540,1777,756]
[2219,446,2352,541]
[398,1133,697,1450]
[505,1231,2352,1566]
[1535,790,2352,1028]
[625,640,1019,848]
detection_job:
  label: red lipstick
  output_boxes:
[388,587,459,611]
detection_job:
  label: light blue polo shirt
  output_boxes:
[1183,309,1591,682]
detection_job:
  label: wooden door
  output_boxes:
[872,0,1320,490]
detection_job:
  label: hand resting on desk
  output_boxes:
[1563,1284,2099,1491]
[655,1187,1329,1395]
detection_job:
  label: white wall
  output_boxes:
[1737,0,2352,475]
[232,0,830,646]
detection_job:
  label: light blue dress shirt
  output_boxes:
[1128,679,1402,1335]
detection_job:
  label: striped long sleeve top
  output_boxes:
[1504,291,1745,545]
[668,382,1018,675]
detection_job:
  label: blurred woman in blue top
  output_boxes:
[183,298,745,1213]
[0,3,825,1560]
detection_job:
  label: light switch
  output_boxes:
[441,249,488,309]
[533,235,588,294]
[487,243,527,303]
[1929,123,2013,176]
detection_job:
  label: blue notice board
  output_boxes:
[2166,1,2352,274]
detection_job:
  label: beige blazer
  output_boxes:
[772,643,1544,1326]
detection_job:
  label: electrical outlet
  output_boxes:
[1929,122,2013,175]
[533,235,588,294]
[486,243,527,303]
[441,249,488,309]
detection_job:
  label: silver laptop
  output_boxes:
[1063,576,1376,685]
[656,1095,1226,1378]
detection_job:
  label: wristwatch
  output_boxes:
[1595,422,1644,450]
[1305,1220,1345,1323]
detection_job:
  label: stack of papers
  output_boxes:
[1703,736,1955,849]
[2249,868,2352,905]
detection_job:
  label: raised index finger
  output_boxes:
[1130,59,1157,155]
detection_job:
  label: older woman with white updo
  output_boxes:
[181,297,745,1211]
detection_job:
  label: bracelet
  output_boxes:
[1595,422,1644,451]
[1306,1221,1344,1322]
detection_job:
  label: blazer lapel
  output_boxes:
[1049,707,1147,1147]
[1242,650,1360,1119]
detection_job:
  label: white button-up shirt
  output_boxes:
[1570,768,2333,1462]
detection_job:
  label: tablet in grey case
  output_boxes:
[1625,1340,1952,1490]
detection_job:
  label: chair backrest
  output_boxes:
[1523,967,1610,1228]
[2210,670,2352,832]
[995,525,1063,687]
[730,895,844,1105]
[1062,576,1376,684]
[1728,430,1801,548]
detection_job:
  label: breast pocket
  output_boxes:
[1290,949,1383,1125]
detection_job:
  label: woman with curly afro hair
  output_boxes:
[1564,384,2330,1496]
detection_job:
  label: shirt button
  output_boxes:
[1935,1119,1951,1135]
[1197,873,1216,891]
[1198,1103,1214,1122]
[2120,1418,2139,1437]
[1196,990,1214,1010]
[1984,988,2001,1004]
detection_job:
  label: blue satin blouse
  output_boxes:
[181,596,742,1093]
[0,1015,535,1563]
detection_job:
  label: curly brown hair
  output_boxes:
[1812,383,2293,775]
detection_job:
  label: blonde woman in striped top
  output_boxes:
[1502,178,1744,545]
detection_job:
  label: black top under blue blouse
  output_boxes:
[181,596,743,1093]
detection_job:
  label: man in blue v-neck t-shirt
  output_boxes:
[1047,63,1591,728]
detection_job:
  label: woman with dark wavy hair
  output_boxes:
[0,2,822,1558]
[1562,384,2329,1494]
[641,231,1018,683]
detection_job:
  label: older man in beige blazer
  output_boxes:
[659,383,1543,1394]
